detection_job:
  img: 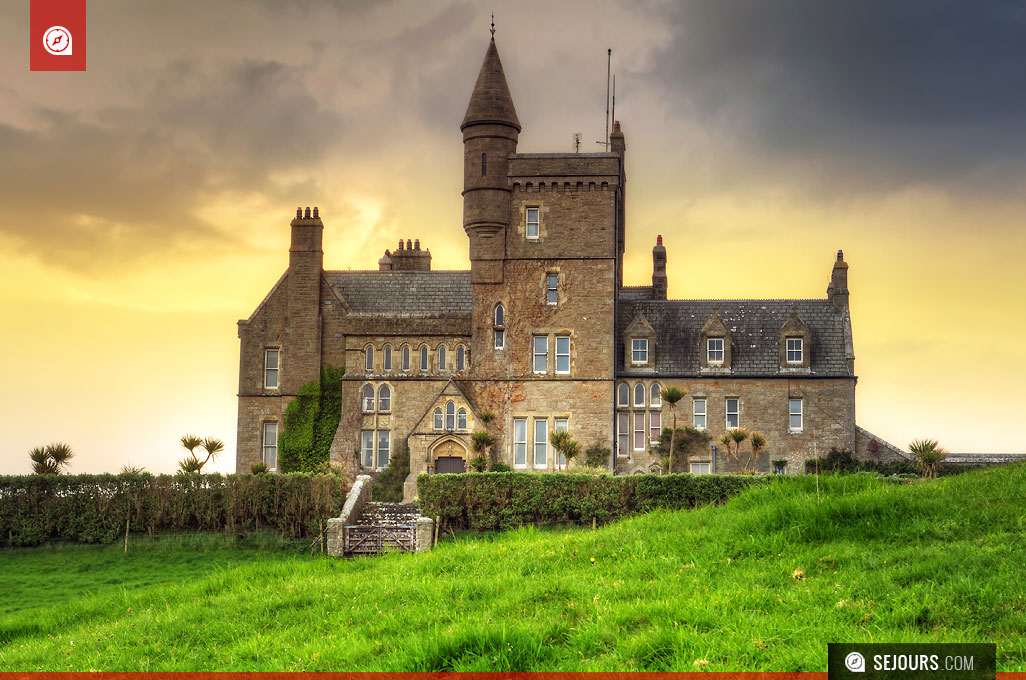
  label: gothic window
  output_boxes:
[362,385,375,412]
[457,408,467,431]
[364,345,374,372]
[433,408,443,430]
[445,401,456,431]
[420,345,429,371]
[617,383,629,407]
[401,346,411,371]
[494,304,505,350]
[634,383,645,408]
[650,383,662,407]
[264,349,279,389]
[457,345,466,371]
[438,345,447,371]
[378,385,391,412]
[383,346,392,371]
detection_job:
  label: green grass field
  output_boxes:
[2,465,1025,671]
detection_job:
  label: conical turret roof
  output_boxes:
[461,38,521,132]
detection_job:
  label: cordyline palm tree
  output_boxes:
[549,429,582,471]
[909,438,948,479]
[178,434,225,473]
[470,430,495,472]
[720,429,768,473]
[29,442,74,475]
[660,386,687,473]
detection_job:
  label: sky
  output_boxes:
[1,0,1024,475]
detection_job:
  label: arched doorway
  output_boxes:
[432,438,467,474]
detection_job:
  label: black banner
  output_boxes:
[828,643,996,680]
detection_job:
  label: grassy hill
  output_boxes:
[2,464,1024,671]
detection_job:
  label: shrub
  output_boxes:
[250,463,269,474]
[0,473,347,547]
[371,441,410,502]
[650,427,711,473]
[492,463,513,473]
[417,472,763,531]
[584,443,611,468]
[278,366,344,472]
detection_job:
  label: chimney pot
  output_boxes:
[406,239,413,250]
[837,249,844,262]
[657,234,663,246]
[296,207,302,219]
[414,239,420,250]
[304,207,311,219]
[312,206,319,219]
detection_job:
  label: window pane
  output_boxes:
[618,383,629,406]
[651,384,661,407]
[362,385,374,411]
[420,346,428,370]
[265,369,278,388]
[383,346,392,370]
[402,347,410,370]
[650,412,661,442]
[457,409,467,430]
[377,431,390,468]
[556,336,570,373]
[457,346,465,370]
[617,413,629,456]
[634,384,645,406]
[534,336,547,373]
[361,431,374,468]
[438,346,446,370]
[262,423,278,471]
[494,304,504,326]
[790,414,802,430]
[433,409,443,430]
[534,420,547,466]
[265,349,278,369]
[634,412,645,450]
[495,328,504,349]
[378,385,390,411]
[365,347,374,371]
[514,419,527,466]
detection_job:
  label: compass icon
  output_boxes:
[43,26,73,56]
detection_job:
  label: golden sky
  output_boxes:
[2,1,1025,474]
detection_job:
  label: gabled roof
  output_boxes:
[324,270,472,318]
[462,38,521,132]
[617,299,852,376]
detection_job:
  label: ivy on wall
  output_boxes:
[278,365,344,473]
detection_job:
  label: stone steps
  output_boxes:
[354,501,420,527]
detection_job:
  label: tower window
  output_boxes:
[526,207,540,239]
[481,153,487,177]
[494,303,505,350]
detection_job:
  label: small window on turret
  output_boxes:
[481,153,487,177]
[526,207,540,239]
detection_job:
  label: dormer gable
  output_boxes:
[622,311,656,370]
[699,312,732,371]
[412,379,480,435]
[778,309,812,371]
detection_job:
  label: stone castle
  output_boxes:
[236,35,904,498]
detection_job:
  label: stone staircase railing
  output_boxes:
[326,475,434,556]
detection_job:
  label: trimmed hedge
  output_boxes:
[417,472,765,531]
[0,473,347,547]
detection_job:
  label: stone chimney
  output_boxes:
[652,234,667,300]
[827,249,849,311]
[389,238,432,271]
[610,120,625,157]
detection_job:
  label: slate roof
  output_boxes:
[617,298,853,377]
[325,271,472,317]
[462,38,521,132]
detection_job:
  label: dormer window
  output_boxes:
[526,207,540,239]
[786,338,803,364]
[494,303,505,350]
[632,339,648,364]
[707,338,724,364]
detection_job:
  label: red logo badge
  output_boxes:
[31,0,86,71]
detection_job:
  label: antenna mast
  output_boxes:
[611,74,616,131]
[604,48,611,150]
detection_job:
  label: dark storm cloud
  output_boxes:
[0,58,343,272]
[649,0,1026,193]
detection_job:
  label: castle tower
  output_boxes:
[462,36,520,284]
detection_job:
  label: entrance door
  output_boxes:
[435,456,466,474]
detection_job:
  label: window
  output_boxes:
[361,431,374,468]
[786,338,803,364]
[264,349,279,388]
[634,383,645,407]
[376,430,390,468]
[494,304,505,350]
[383,346,392,371]
[533,335,548,374]
[433,408,443,430]
[534,419,547,467]
[555,418,568,468]
[650,411,661,444]
[420,346,429,371]
[632,338,648,364]
[617,383,629,407]
[402,346,410,371]
[513,418,527,467]
[364,346,374,372]
[526,207,540,239]
[438,346,447,371]
[457,346,466,371]
[362,385,375,412]
[789,398,803,432]
[693,399,707,430]
[707,338,724,364]
[555,335,570,374]
[445,401,456,431]
[651,384,662,408]
[634,412,646,451]
[457,408,467,431]
[481,152,487,177]
[726,398,740,429]
[690,462,711,475]
[773,460,787,475]
[547,273,558,304]
[617,413,629,457]
[378,385,391,412]
[262,422,278,471]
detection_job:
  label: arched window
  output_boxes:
[481,152,487,177]
[617,383,629,407]
[378,385,391,412]
[383,346,392,371]
[494,303,505,350]
[457,408,467,430]
[401,346,411,371]
[364,346,374,372]
[634,383,645,407]
[362,385,375,412]
[438,346,446,371]
[457,346,466,371]
[445,401,456,431]
[433,408,443,430]
[651,383,662,408]
[420,346,429,371]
